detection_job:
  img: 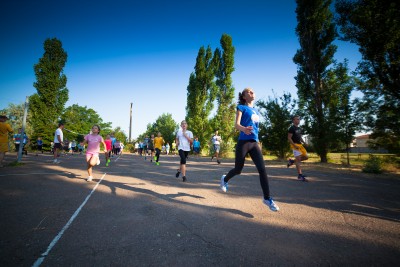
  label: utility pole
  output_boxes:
[129,102,132,142]
[17,96,29,162]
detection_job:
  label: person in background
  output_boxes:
[104,134,112,167]
[175,120,193,182]
[53,122,64,164]
[36,136,43,156]
[153,132,165,165]
[211,130,222,164]
[193,137,201,156]
[0,115,13,167]
[287,115,309,181]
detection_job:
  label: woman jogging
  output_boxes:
[219,88,279,212]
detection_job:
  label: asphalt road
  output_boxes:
[0,152,399,266]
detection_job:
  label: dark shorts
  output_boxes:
[193,147,200,153]
[54,143,62,149]
[178,149,189,164]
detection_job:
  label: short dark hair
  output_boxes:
[292,115,300,120]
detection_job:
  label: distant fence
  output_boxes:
[349,147,388,154]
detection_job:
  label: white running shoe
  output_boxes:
[87,176,93,182]
[263,197,280,212]
[97,158,100,165]
[220,175,228,192]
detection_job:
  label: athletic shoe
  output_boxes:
[106,162,109,167]
[107,159,111,163]
[87,176,93,182]
[220,175,228,192]
[263,197,280,211]
[154,156,157,161]
[217,160,221,164]
[182,176,187,182]
[175,170,180,178]
[287,159,295,168]
[211,156,214,161]
[156,162,160,166]
[53,159,59,164]
[298,174,308,182]
[97,159,100,165]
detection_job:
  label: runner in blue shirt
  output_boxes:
[219,88,279,212]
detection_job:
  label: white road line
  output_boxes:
[32,172,107,267]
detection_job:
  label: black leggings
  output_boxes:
[178,149,189,164]
[225,140,270,199]
[155,148,161,162]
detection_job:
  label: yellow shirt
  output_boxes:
[153,137,164,150]
[0,122,13,143]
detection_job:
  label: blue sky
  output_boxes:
[0,0,361,139]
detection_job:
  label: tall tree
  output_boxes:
[185,46,218,152]
[212,34,236,155]
[257,93,297,159]
[324,60,363,162]
[293,0,337,162]
[29,38,69,144]
[335,0,400,153]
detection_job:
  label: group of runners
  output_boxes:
[0,87,308,213]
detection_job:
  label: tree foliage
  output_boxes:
[139,113,177,145]
[211,34,236,155]
[0,103,32,137]
[335,0,400,153]
[324,61,362,153]
[185,46,218,152]
[29,38,69,145]
[61,104,112,142]
[293,0,338,162]
[257,93,297,159]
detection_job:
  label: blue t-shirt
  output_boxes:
[193,140,200,148]
[237,105,260,142]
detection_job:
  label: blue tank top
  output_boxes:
[237,104,260,141]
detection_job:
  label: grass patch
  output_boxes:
[263,152,399,175]
[7,161,25,167]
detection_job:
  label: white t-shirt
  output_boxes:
[176,129,193,151]
[54,128,63,143]
[212,135,221,145]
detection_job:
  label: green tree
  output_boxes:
[140,113,177,144]
[293,0,337,162]
[186,46,218,153]
[29,38,69,145]
[212,34,236,156]
[257,93,297,159]
[0,103,31,136]
[61,104,112,142]
[324,61,362,154]
[335,0,400,153]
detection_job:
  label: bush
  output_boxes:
[362,155,383,174]
[124,143,135,153]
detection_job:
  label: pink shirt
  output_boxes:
[104,139,112,150]
[84,134,104,154]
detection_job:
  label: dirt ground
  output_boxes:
[0,152,399,266]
